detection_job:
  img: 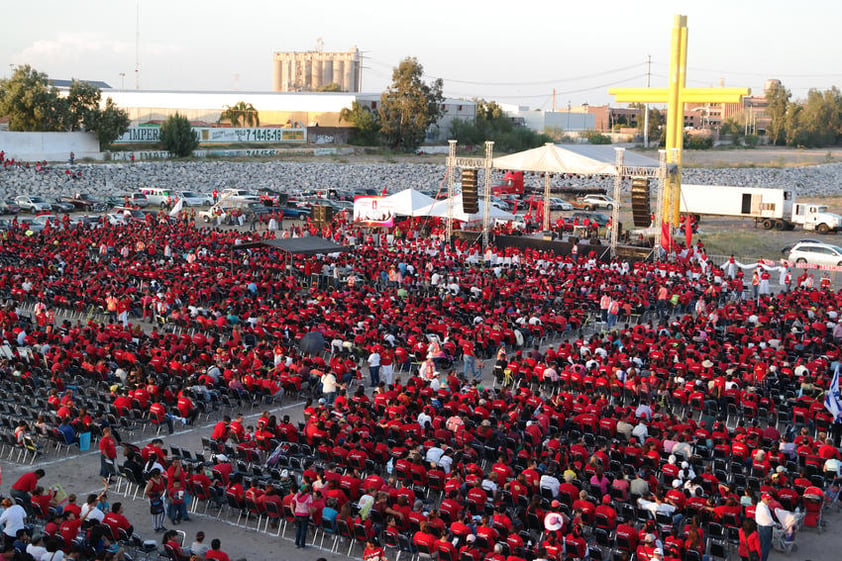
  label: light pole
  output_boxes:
[567,101,571,131]
[118,72,125,89]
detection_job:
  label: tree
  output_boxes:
[0,64,65,131]
[92,98,130,151]
[159,113,199,157]
[765,81,791,146]
[0,66,132,149]
[66,79,102,131]
[219,101,259,128]
[449,98,552,152]
[339,101,380,145]
[378,57,444,151]
[799,87,842,146]
[632,104,665,145]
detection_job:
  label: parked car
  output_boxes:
[577,194,615,210]
[0,200,20,215]
[571,211,610,226]
[23,214,58,232]
[69,215,103,228]
[787,241,842,266]
[138,187,178,207]
[220,188,261,203]
[780,239,822,255]
[177,191,213,207]
[550,197,574,211]
[46,197,75,213]
[105,213,127,226]
[61,193,107,212]
[128,193,150,208]
[15,195,52,213]
[111,207,150,223]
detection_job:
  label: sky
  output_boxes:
[4,0,842,111]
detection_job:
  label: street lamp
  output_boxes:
[567,101,571,131]
[118,73,125,89]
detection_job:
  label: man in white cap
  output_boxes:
[755,493,775,561]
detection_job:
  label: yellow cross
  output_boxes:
[609,15,750,230]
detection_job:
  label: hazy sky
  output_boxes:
[4,0,842,110]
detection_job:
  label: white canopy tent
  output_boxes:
[492,143,662,174]
[381,188,436,217]
[416,193,515,223]
[492,143,621,175]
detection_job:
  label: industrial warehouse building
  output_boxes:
[99,89,476,143]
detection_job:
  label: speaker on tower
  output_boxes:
[631,177,651,227]
[461,169,479,214]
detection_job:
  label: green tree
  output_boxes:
[784,104,809,147]
[449,98,552,152]
[800,87,842,146]
[339,101,380,145]
[92,98,130,150]
[632,104,665,145]
[765,81,791,146]
[378,57,444,151]
[219,101,259,127]
[0,64,65,131]
[159,113,199,157]
[66,79,102,131]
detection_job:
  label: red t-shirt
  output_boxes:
[206,550,231,561]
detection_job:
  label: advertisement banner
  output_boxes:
[780,259,842,272]
[353,196,394,227]
[113,127,307,145]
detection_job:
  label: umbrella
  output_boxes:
[299,331,326,355]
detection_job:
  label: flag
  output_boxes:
[381,186,388,196]
[685,215,693,248]
[169,197,183,217]
[825,364,842,420]
[660,220,672,250]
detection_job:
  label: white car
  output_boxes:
[15,195,52,213]
[106,213,127,226]
[178,191,213,207]
[550,197,574,211]
[788,241,842,267]
[220,188,261,203]
[20,214,59,232]
[580,194,615,210]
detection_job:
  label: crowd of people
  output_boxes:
[0,212,837,561]
[0,467,239,561]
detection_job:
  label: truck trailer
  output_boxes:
[679,184,842,233]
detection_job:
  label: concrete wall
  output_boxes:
[0,131,101,162]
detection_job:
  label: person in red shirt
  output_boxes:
[99,426,118,486]
[102,502,134,538]
[10,469,44,513]
[363,537,387,561]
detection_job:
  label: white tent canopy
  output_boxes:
[492,143,662,175]
[415,194,515,223]
[492,143,619,175]
[381,188,436,217]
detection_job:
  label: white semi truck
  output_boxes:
[679,184,842,234]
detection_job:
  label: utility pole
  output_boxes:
[135,0,140,89]
[552,88,556,113]
[644,55,652,148]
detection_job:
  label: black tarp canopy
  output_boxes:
[234,236,352,256]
